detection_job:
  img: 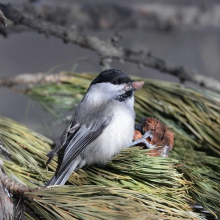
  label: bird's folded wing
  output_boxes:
[55,117,112,175]
[46,119,80,164]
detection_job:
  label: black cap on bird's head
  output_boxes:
[91,69,144,92]
[91,69,131,85]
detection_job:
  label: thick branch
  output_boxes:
[0,176,13,220]
[1,4,220,93]
[4,3,220,31]
[0,160,36,219]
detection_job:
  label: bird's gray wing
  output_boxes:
[46,119,80,165]
[56,116,112,176]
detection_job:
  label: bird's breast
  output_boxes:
[84,102,135,165]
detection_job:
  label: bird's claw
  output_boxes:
[142,130,153,140]
[130,130,155,149]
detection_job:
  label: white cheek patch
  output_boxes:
[89,83,125,99]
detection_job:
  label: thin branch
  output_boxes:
[1,4,220,93]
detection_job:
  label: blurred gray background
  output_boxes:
[1,0,220,139]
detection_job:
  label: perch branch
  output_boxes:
[1,4,220,93]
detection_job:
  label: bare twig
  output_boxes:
[1,3,220,93]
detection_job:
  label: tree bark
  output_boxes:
[0,160,13,220]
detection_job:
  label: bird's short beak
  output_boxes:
[124,81,144,91]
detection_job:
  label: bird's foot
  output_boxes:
[129,130,155,149]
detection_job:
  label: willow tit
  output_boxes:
[46,69,144,185]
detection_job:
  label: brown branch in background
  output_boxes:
[2,3,220,37]
[3,3,220,32]
[1,3,220,93]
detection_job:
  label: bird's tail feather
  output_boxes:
[46,158,80,186]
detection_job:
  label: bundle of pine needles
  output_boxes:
[26,72,220,155]
[0,116,205,220]
[0,71,220,219]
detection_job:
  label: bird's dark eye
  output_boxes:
[111,79,118,85]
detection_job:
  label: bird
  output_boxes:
[46,69,144,185]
